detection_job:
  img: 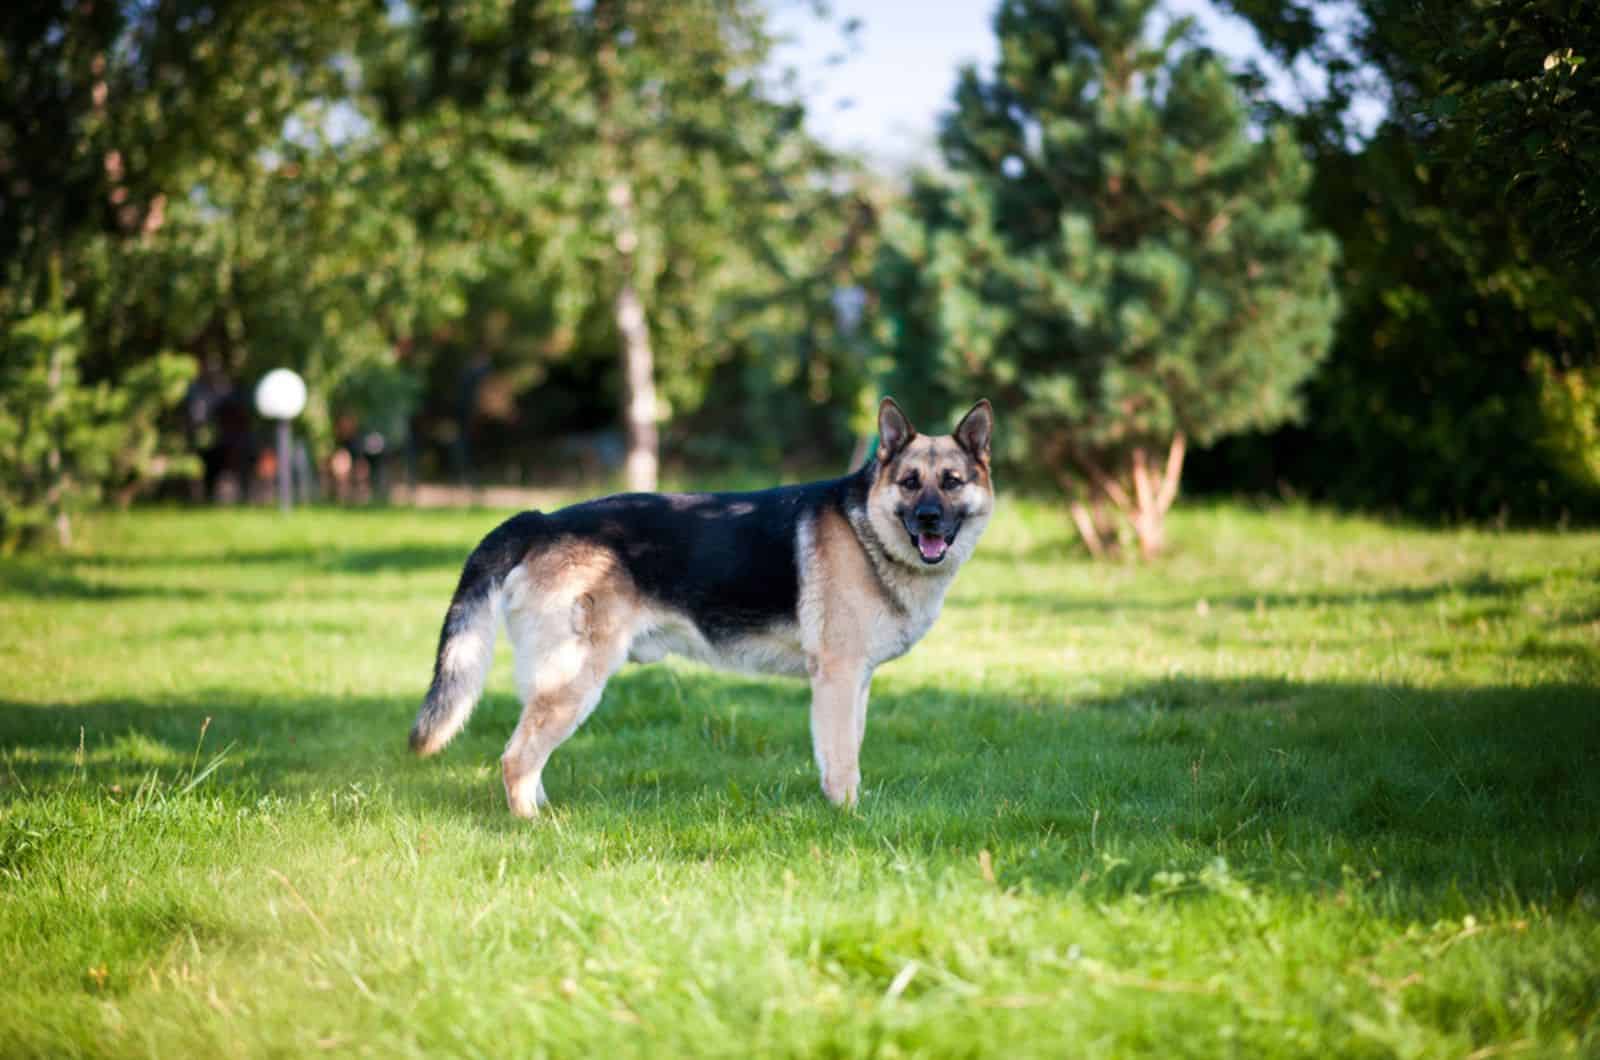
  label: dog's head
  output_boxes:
[865,397,995,572]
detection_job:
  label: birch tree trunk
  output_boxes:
[609,180,658,492]
[615,276,659,492]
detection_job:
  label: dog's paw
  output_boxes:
[502,760,544,819]
[821,769,860,809]
[507,799,540,819]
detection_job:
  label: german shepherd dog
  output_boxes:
[409,398,994,816]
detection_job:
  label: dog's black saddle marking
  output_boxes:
[537,466,872,642]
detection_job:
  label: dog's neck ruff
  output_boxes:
[846,498,959,615]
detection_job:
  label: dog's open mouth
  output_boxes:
[914,530,950,564]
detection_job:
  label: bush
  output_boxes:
[0,299,195,550]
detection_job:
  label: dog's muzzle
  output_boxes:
[905,505,960,564]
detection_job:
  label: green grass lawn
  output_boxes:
[2,497,1597,1057]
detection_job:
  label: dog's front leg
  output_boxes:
[809,655,868,807]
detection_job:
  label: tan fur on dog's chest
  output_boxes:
[797,507,953,671]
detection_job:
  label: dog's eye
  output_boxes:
[899,472,920,490]
[942,472,963,491]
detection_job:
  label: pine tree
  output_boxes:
[901,0,1338,557]
[0,264,195,550]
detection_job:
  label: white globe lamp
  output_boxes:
[254,369,308,510]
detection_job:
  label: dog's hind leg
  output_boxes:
[502,679,611,818]
[499,553,636,818]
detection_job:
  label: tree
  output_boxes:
[889,0,1338,558]
[366,0,864,490]
[0,1,407,504]
[568,0,868,489]
[2,0,878,519]
[1194,0,1600,521]
[0,1,374,334]
[1219,0,1599,264]
[1430,0,1600,264]
[0,267,194,550]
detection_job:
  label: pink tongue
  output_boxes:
[918,532,947,560]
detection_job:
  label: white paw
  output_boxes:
[821,769,860,808]
[502,760,543,819]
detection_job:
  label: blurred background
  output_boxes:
[2,0,1596,555]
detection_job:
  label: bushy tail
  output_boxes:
[410,511,545,756]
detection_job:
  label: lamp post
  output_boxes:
[254,369,307,511]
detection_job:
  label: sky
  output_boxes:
[767,0,1380,167]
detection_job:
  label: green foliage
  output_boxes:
[0,1,358,310]
[1216,0,1599,254]
[1532,352,1600,495]
[0,502,1596,1054]
[1206,129,1600,520]
[881,0,1337,554]
[334,360,425,445]
[363,0,875,469]
[1202,0,1600,521]
[0,1,403,486]
[1424,0,1600,264]
[937,2,1338,452]
[0,294,195,551]
[0,0,873,506]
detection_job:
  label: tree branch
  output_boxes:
[1131,446,1155,515]
[1068,500,1106,559]
[1156,431,1186,513]
[1070,446,1134,514]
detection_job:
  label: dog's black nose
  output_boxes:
[914,502,942,529]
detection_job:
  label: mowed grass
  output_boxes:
[1,496,1597,1058]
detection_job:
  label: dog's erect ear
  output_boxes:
[953,399,993,464]
[877,397,916,461]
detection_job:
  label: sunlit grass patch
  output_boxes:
[1,500,1596,1057]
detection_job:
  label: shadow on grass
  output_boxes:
[988,571,1538,617]
[50,542,471,575]
[0,543,471,603]
[0,564,220,602]
[190,543,471,574]
[3,668,1596,904]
